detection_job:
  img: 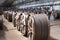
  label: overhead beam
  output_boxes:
[16,1,60,9]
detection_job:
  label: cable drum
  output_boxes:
[12,12,17,27]
[15,12,22,30]
[27,14,50,40]
[19,12,28,36]
[0,15,3,30]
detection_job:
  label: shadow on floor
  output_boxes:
[3,24,9,31]
[48,36,58,40]
[0,24,8,40]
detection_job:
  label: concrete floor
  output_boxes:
[50,20,60,40]
[0,17,60,40]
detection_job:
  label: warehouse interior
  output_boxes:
[0,0,60,40]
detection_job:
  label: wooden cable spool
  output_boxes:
[19,12,28,36]
[15,12,22,31]
[27,14,50,40]
[0,15,3,30]
[13,12,17,27]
